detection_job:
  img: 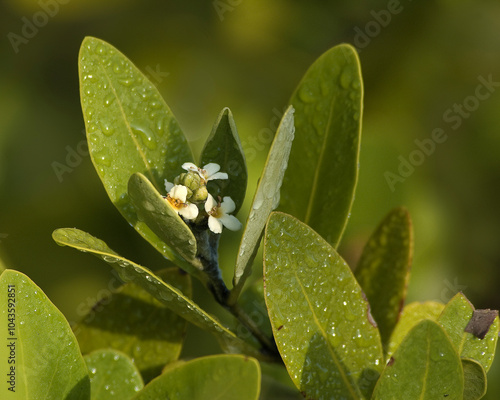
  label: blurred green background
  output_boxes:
[1,0,500,396]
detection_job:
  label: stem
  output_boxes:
[192,228,229,304]
[191,225,280,359]
[229,303,278,356]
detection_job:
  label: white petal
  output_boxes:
[182,162,198,172]
[164,179,174,192]
[208,215,223,234]
[179,203,199,220]
[203,163,221,177]
[220,196,236,214]
[207,172,228,181]
[205,193,216,213]
[219,214,242,231]
[170,185,187,202]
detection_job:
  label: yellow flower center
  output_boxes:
[208,205,221,218]
[167,194,185,210]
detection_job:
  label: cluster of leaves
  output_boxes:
[0,37,497,399]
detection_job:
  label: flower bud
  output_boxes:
[175,171,207,202]
[191,185,208,202]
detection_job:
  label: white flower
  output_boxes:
[165,185,198,220]
[205,194,242,234]
[182,162,228,184]
[164,179,174,192]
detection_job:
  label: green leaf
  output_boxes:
[200,107,247,214]
[462,358,487,400]
[0,269,90,399]
[85,349,143,400]
[355,207,413,351]
[79,36,193,263]
[372,319,463,400]
[133,355,261,400]
[127,172,198,270]
[438,292,499,372]
[264,212,383,400]
[52,228,268,361]
[74,268,190,382]
[230,105,295,304]
[279,44,362,248]
[387,301,445,358]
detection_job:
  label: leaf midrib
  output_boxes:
[304,92,336,224]
[289,253,360,400]
[56,233,247,347]
[419,328,431,400]
[90,50,159,190]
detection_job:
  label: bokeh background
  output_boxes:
[1,0,500,396]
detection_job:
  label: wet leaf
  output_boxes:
[0,269,90,399]
[85,349,143,400]
[264,212,383,399]
[372,320,463,400]
[438,292,499,372]
[386,301,445,358]
[462,358,487,400]
[230,106,295,304]
[200,107,247,214]
[74,268,190,382]
[79,36,193,264]
[133,355,260,400]
[128,172,198,270]
[52,228,268,361]
[279,44,362,248]
[355,207,413,351]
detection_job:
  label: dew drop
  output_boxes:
[103,94,116,107]
[131,121,157,150]
[99,120,114,136]
[155,115,166,135]
[340,71,351,89]
[93,151,111,167]
[118,78,134,87]
[298,86,315,103]
[253,194,264,210]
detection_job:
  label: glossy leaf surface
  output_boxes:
[133,355,260,400]
[438,292,498,372]
[200,107,247,214]
[355,207,413,350]
[0,269,90,399]
[79,36,193,262]
[85,349,143,400]
[264,212,383,399]
[372,320,463,400]
[231,106,295,303]
[280,44,362,248]
[386,301,444,358]
[128,172,198,268]
[52,228,265,360]
[75,268,190,382]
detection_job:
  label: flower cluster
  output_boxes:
[164,162,242,234]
